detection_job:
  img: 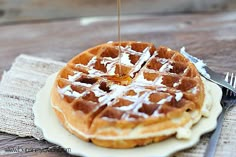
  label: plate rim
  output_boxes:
[33,72,222,157]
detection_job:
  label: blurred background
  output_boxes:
[0,0,235,25]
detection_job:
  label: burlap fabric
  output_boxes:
[0,54,65,140]
[0,54,235,156]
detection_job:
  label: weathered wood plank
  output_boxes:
[0,0,231,24]
[0,12,236,76]
[0,12,236,156]
[0,132,73,156]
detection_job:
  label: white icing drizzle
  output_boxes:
[74,63,105,77]
[116,104,135,111]
[120,53,133,66]
[108,66,116,75]
[68,72,82,82]
[115,90,146,112]
[152,110,161,117]
[130,47,151,77]
[159,62,173,72]
[88,69,104,77]
[65,90,82,98]
[101,57,115,65]
[56,43,214,141]
[73,82,92,87]
[159,58,168,65]
[156,87,167,92]
[173,80,180,87]
[188,86,198,94]
[134,112,149,118]
[132,92,150,112]
[58,85,71,95]
[120,45,142,56]
[157,95,172,105]
[101,57,117,74]
[113,88,152,119]
[91,84,107,98]
[106,62,116,73]
[173,82,179,87]
[58,85,83,98]
[175,91,183,102]
[121,114,136,121]
[154,76,164,86]
[134,72,153,85]
[100,84,126,106]
[101,116,118,121]
[122,96,137,102]
[52,76,213,140]
[98,95,108,103]
[87,56,97,67]
[183,67,189,74]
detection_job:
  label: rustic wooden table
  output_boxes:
[0,12,236,157]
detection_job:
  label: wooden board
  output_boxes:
[0,0,231,24]
[0,12,236,156]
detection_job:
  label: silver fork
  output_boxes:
[204,72,236,157]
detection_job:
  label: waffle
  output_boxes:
[51,41,205,148]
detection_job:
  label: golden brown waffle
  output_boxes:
[51,41,205,148]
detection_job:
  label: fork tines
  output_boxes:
[225,72,236,96]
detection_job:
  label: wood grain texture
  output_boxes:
[0,12,236,156]
[0,0,230,24]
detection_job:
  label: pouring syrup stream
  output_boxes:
[117,0,122,76]
[105,0,131,85]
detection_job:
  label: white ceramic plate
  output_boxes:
[33,73,222,157]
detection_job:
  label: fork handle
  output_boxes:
[204,108,226,157]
